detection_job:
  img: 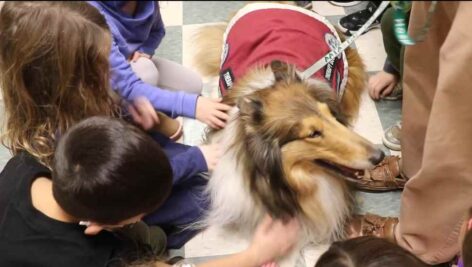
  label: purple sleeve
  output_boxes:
[109,41,198,118]
[138,6,166,56]
[168,147,208,185]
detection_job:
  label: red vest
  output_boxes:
[219,3,348,99]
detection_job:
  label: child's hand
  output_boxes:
[128,97,159,131]
[130,51,151,62]
[247,215,300,265]
[195,97,231,129]
[198,143,222,172]
[368,70,399,100]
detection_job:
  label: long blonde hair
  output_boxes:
[0,1,120,167]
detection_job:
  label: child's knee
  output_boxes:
[130,57,160,86]
[187,70,203,94]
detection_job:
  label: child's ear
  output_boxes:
[83,223,104,235]
[467,218,472,231]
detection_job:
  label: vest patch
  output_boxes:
[325,58,337,82]
[325,33,342,60]
[220,68,234,92]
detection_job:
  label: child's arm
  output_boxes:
[110,42,198,119]
[138,3,166,56]
[110,43,231,129]
[155,216,300,267]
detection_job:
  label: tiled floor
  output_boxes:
[155,1,402,266]
[0,1,403,266]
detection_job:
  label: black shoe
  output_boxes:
[338,2,382,36]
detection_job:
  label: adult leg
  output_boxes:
[349,4,472,264]
[397,2,472,264]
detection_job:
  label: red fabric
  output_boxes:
[219,7,346,96]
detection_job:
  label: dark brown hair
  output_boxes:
[315,236,429,267]
[0,2,120,168]
[52,117,172,224]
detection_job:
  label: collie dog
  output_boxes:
[192,3,384,265]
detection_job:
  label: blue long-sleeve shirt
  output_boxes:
[88,1,198,118]
[151,133,208,185]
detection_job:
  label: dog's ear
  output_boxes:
[307,83,348,126]
[238,91,299,218]
[239,98,300,217]
[246,135,300,219]
[238,94,264,126]
[270,60,301,83]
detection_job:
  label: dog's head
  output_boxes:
[236,61,384,219]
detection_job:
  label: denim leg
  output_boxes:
[143,174,209,249]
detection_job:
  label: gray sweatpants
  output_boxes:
[130,57,202,95]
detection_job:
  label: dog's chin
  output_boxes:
[314,159,364,179]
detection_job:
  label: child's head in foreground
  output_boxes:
[0,1,119,167]
[52,116,172,233]
[315,236,428,267]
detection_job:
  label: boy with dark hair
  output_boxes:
[52,116,173,230]
[0,117,173,266]
[0,117,300,267]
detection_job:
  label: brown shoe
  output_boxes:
[349,155,407,192]
[346,213,398,244]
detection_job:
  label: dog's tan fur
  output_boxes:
[191,4,380,266]
[191,23,226,77]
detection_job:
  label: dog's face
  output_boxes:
[237,61,383,218]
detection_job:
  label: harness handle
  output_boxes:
[300,1,390,80]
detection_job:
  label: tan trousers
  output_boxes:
[396,1,472,264]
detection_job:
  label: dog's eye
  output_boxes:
[308,131,322,138]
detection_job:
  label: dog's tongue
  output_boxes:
[337,164,362,178]
[316,160,362,178]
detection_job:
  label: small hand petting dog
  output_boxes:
[129,51,232,131]
[129,95,232,141]
[195,97,231,129]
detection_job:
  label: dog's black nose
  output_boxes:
[369,149,385,165]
